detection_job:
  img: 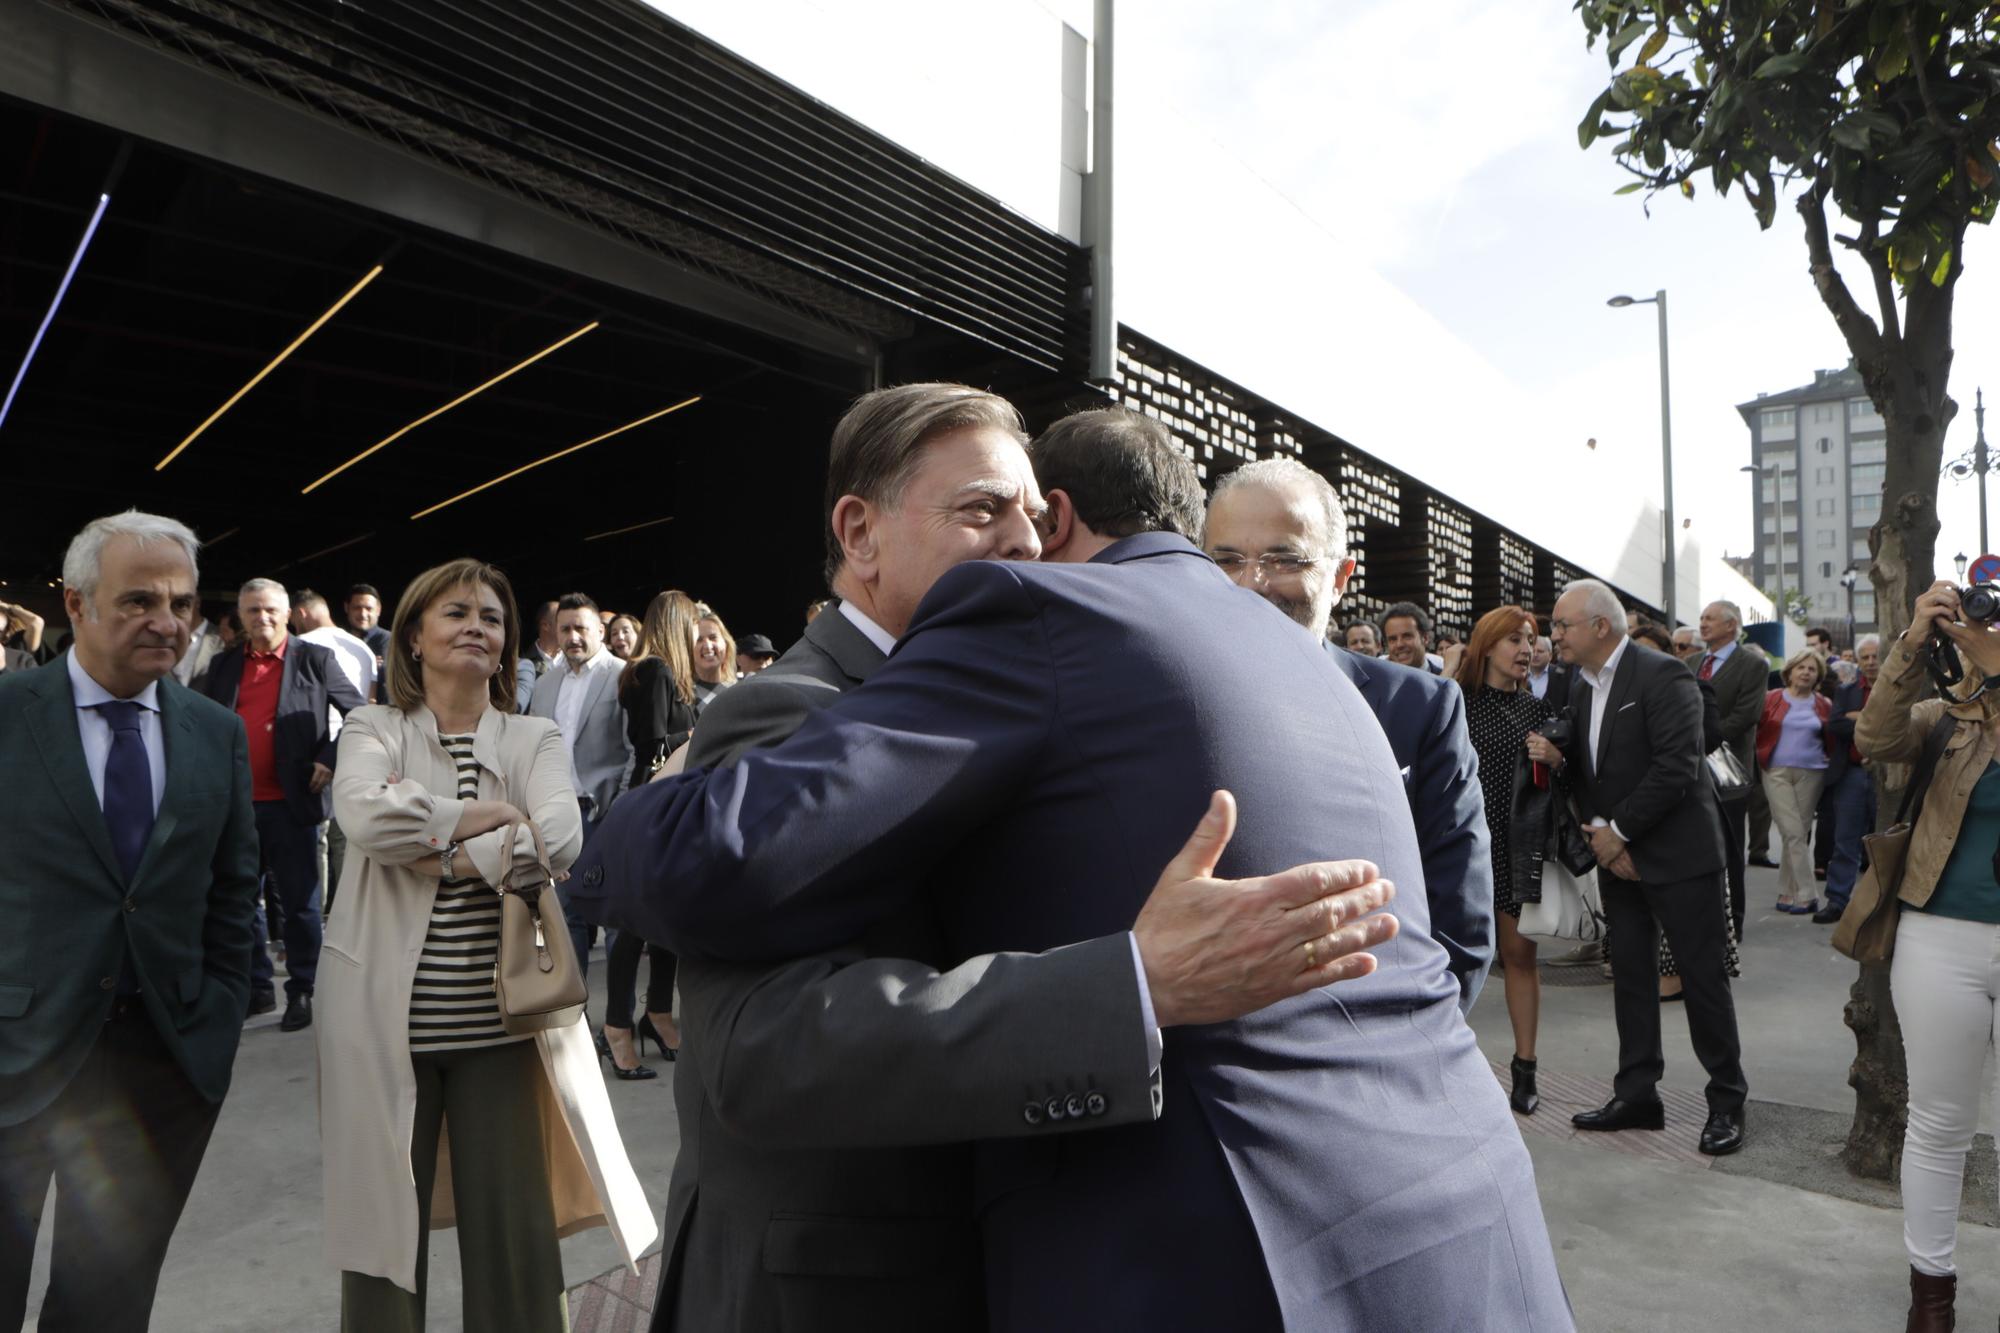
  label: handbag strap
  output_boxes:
[1897,711,1963,828]
[493,818,556,896]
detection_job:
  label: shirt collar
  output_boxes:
[246,634,288,661]
[1704,639,1738,664]
[837,600,897,657]
[564,645,612,676]
[1579,634,1630,693]
[66,648,161,713]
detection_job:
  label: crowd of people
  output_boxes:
[0,381,1989,1331]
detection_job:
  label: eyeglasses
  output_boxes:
[1210,551,1319,577]
[1547,616,1601,634]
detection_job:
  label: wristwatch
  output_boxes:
[440,840,461,880]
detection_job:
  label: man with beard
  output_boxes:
[596,407,1569,1329]
[1202,456,1493,1012]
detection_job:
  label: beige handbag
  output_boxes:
[492,819,587,1035]
[1831,712,1958,965]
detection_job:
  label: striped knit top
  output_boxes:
[408,734,522,1051]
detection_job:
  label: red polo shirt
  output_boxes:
[237,637,287,803]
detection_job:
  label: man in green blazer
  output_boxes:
[0,512,260,1332]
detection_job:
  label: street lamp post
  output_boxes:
[1743,462,1794,627]
[1956,552,1970,583]
[1840,565,1858,648]
[1609,290,1675,628]
[1943,387,1989,553]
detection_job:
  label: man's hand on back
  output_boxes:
[1134,791,1400,1028]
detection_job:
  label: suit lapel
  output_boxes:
[1594,648,1640,772]
[130,683,193,890]
[22,661,125,887]
[578,656,614,721]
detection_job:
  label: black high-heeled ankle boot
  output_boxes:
[1509,1056,1540,1116]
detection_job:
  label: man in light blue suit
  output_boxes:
[596,408,1570,1330]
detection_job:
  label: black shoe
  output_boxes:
[1748,856,1778,869]
[279,994,313,1032]
[593,1027,613,1062]
[636,1014,678,1062]
[1699,1109,1745,1156]
[597,1031,658,1081]
[247,991,277,1018]
[1813,903,1845,924]
[1660,988,1685,1003]
[1508,1056,1539,1116]
[1572,1096,1666,1132]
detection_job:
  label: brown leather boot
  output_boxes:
[1906,1266,1955,1332]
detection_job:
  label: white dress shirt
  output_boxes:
[838,596,1161,1069]
[1576,634,1631,840]
[68,650,166,817]
[300,625,377,738]
[553,646,616,792]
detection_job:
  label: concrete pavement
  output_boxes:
[23,863,1996,1329]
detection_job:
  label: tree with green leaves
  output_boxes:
[1575,0,2000,1179]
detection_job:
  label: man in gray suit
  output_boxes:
[529,591,631,977]
[580,385,1398,1331]
[1696,599,1765,943]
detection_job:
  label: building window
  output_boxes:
[1815,498,1836,515]
[1853,461,1886,491]
[1818,438,1832,453]
[1853,492,1882,521]
[1813,404,1836,422]
[1818,530,1836,548]
[1762,408,1796,428]
[1821,561,1834,577]
[1849,397,1879,419]
[1854,590,1876,622]
[1815,466,1836,484]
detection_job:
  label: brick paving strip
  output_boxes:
[1489,1060,1718,1170]
[568,1250,660,1332]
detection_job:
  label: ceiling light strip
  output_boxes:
[585,515,677,542]
[158,264,384,471]
[410,396,700,520]
[303,320,600,494]
[0,192,111,432]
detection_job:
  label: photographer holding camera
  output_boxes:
[1856,579,2000,1329]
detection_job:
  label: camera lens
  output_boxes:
[1965,585,2000,624]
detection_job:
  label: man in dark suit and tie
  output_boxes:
[196,577,364,1031]
[596,402,1570,1328]
[1534,578,1748,1156]
[0,512,260,1331]
[1198,454,1495,1012]
[573,390,1401,1331]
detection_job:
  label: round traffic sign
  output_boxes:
[1971,554,2000,584]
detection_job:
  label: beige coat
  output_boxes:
[321,703,657,1292]
[1854,634,2000,908]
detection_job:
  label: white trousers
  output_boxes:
[1762,766,1825,901]
[1891,910,2000,1275]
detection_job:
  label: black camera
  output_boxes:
[1535,718,1574,748]
[1961,583,2000,625]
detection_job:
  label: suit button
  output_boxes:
[1044,1096,1066,1122]
[1064,1094,1086,1119]
[99,976,115,990]
[583,866,603,887]
[1085,1092,1107,1117]
[1021,1101,1044,1127]
[124,897,137,913]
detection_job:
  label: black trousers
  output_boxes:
[0,1003,221,1332]
[247,802,323,998]
[1601,871,1748,1115]
[1718,795,1748,943]
[604,931,676,1030]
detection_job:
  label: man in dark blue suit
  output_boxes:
[196,578,364,1030]
[596,412,1570,1329]
[1201,456,1494,1012]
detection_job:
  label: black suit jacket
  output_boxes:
[1563,640,1726,882]
[196,636,364,824]
[1703,641,1765,780]
[0,660,260,1125]
[1324,644,1494,1012]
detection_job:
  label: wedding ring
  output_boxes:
[1304,938,1317,967]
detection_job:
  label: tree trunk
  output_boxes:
[1840,271,1958,1180]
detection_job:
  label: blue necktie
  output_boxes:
[92,700,156,882]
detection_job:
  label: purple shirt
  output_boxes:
[1771,695,1828,770]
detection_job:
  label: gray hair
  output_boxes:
[238,578,289,603]
[1208,457,1349,561]
[62,511,201,602]
[1562,578,1627,630]
[1704,599,1742,631]
[1857,633,1882,653]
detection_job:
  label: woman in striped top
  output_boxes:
[324,559,653,1331]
